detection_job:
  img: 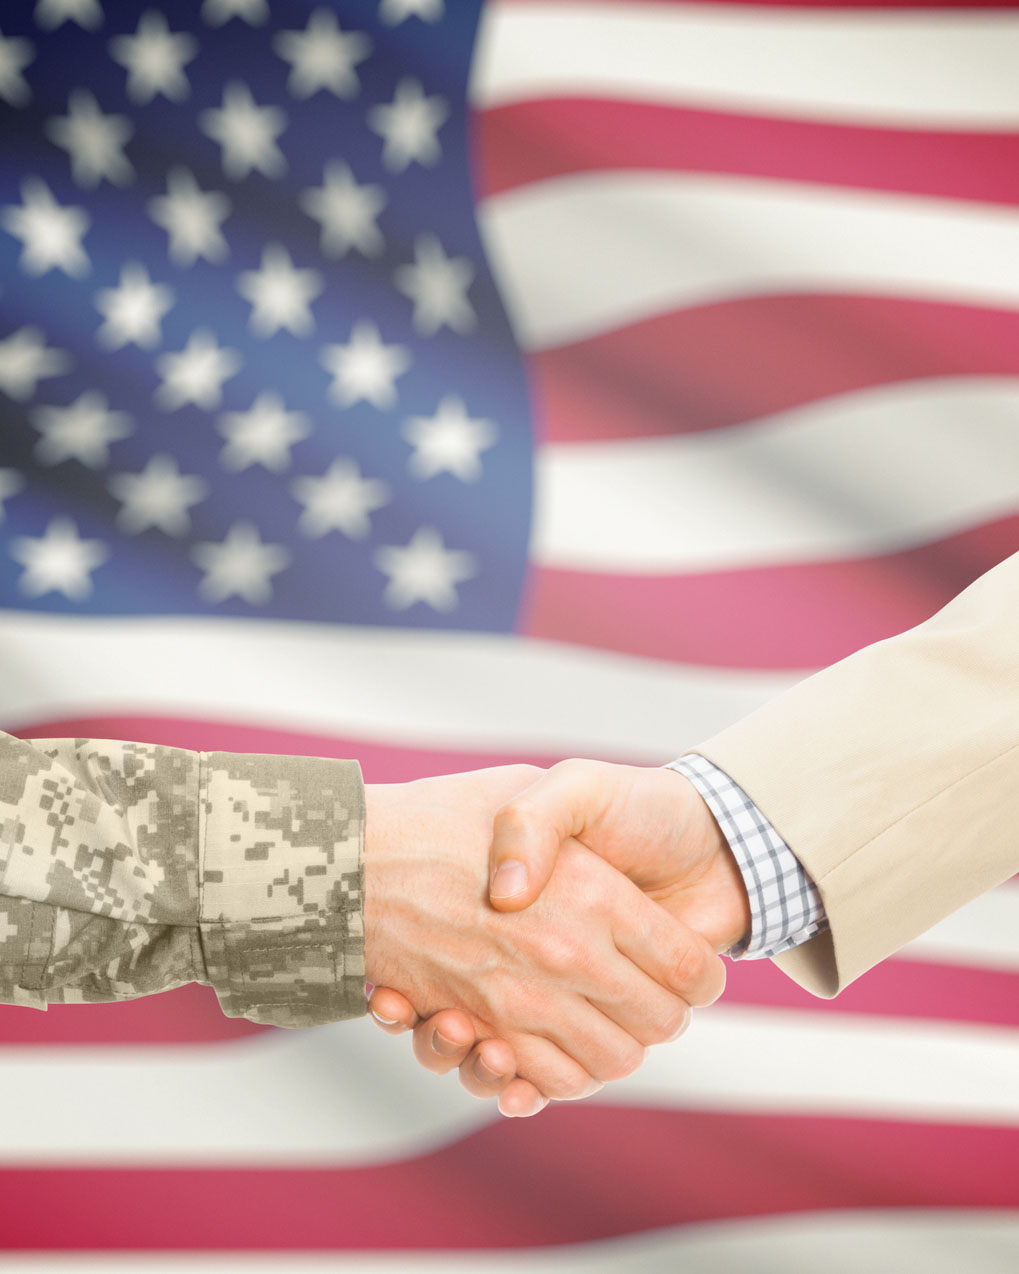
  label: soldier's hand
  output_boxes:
[368,988,547,1117]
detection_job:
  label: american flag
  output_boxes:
[2,0,1019,1267]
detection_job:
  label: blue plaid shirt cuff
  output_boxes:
[667,754,828,960]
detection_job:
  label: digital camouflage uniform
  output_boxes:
[0,732,365,1027]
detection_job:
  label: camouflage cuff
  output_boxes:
[197,752,366,1028]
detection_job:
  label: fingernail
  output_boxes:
[490,859,527,899]
[433,1029,462,1057]
[473,1055,504,1086]
[370,1008,400,1026]
[668,1010,691,1042]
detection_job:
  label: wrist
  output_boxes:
[691,796,752,952]
[362,782,397,988]
[663,769,752,954]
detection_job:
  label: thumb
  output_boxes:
[488,760,610,912]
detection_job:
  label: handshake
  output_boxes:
[362,760,753,1118]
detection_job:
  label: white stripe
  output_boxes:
[479,173,1019,350]
[617,1005,1019,1123]
[472,2,1019,130]
[0,612,796,760]
[533,377,1019,573]
[6,1213,1019,1272]
[3,1006,1019,1163]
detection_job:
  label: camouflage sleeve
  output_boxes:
[0,733,365,1027]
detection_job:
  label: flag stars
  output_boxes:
[155,329,241,411]
[291,459,389,539]
[192,521,289,605]
[0,470,25,522]
[300,161,385,259]
[109,454,208,537]
[149,167,230,267]
[379,0,444,24]
[200,82,287,181]
[95,262,173,349]
[236,244,322,338]
[0,29,34,106]
[0,327,71,400]
[395,233,476,335]
[274,10,371,100]
[374,525,476,612]
[201,0,268,26]
[218,391,310,471]
[368,77,448,172]
[403,396,497,482]
[33,390,132,468]
[11,517,107,600]
[109,11,197,104]
[34,0,103,30]
[2,178,90,277]
[320,320,410,409]
[46,89,134,188]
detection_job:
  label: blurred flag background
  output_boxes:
[2,0,1019,1267]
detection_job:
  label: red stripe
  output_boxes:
[528,296,1019,444]
[7,716,562,781]
[724,953,1019,1030]
[0,983,265,1045]
[475,98,1019,204]
[524,516,1019,670]
[4,1108,1019,1249]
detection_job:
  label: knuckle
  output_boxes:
[543,1070,603,1102]
[668,937,706,997]
[535,929,584,976]
[649,1002,691,1045]
[702,954,727,1006]
[597,1041,647,1084]
[508,763,543,787]
[494,799,538,838]
[549,757,587,781]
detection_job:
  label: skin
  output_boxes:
[368,761,751,1115]
[363,764,727,1103]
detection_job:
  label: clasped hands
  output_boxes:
[363,761,751,1117]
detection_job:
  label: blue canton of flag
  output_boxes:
[0,0,533,631]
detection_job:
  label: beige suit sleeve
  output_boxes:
[696,551,1019,998]
[0,733,365,1027]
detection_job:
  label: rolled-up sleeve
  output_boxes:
[0,733,365,1028]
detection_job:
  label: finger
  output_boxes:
[583,954,694,1049]
[368,986,419,1034]
[609,881,728,1009]
[490,760,611,912]
[498,1078,550,1118]
[457,1038,517,1099]
[509,1031,606,1102]
[411,1009,477,1075]
[510,1006,642,1092]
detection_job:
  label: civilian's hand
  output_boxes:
[363,766,725,1102]
[488,761,750,950]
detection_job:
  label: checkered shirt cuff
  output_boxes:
[667,754,828,959]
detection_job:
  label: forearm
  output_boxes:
[697,550,1019,995]
[0,732,366,1026]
